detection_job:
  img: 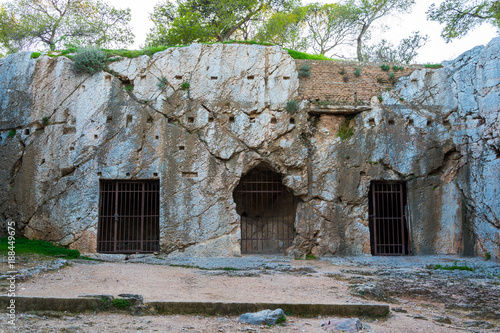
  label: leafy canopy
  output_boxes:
[147,0,298,46]
[427,0,500,41]
[362,31,428,64]
[0,0,134,53]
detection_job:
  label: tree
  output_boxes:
[255,6,309,51]
[0,0,133,53]
[146,0,298,46]
[302,2,359,56]
[353,0,415,61]
[427,0,500,41]
[362,31,428,64]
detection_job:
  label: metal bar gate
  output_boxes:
[234,168,297,254]
[369,181,408,255]
[97,180,160,253]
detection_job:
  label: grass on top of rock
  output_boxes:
[429,261,475,272]
[0,237,81,259]
[111,298,131,309]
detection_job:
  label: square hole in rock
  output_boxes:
[290,118,295,124]
[153,172,158,177]
[408,119,414,126]
[211,76,218,80]
[147,117,153,124]
[106,116,112,123]
[247,75,254,80]
[368,118,375,126]
[208,117,214,122]
[188,117,194,123]
[97,172,102,177]
[175,75,183,80]
[94,134,98,139]
[271,117,277,124]
[24,129,30,135]
[179,146,185,151]
[229,116,235,123]
[388,119,395,125]
[427,120,432,126]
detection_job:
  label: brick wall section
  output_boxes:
[295,59,424,104]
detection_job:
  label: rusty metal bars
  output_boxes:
[97,180,160,253]
[235,169,296,254]
[370,182,408,255]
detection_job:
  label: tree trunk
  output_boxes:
[356,24,368,62]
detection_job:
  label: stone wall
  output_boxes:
[0,40,498,258]
[296,59,423,104]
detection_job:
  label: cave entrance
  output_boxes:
[234,165,298,254]
[369,181,409,255]
[97,180,160,253]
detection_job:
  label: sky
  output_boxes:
[3,0,499,63]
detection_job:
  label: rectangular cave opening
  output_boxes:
[368,181,409,256]
[97,179,160,254]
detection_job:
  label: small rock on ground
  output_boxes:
[238,309,286,325]
[321,318,363,332]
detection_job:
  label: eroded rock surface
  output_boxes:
[0,39,498,257]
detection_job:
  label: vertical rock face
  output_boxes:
[0,40,498,258]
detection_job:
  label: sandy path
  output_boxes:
[17,261,355,303]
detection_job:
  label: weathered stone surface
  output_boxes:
[238,308,286,325]
[0,39,498,257]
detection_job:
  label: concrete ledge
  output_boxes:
[0,296,389,317]
[0,296,104,312]
[148,301,389,317]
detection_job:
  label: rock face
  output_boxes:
[0,40,498,258]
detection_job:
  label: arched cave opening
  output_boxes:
[233,164,299,254]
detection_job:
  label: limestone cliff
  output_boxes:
[0,40,498,258]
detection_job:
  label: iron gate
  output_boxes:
[234,167,297,254]
[97,180,160,253]
[369,181,408,255]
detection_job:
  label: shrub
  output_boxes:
[485,252,491,260]
[7,130,16,137]
[42,116,49,126]
[123,85,133,92]
[338,116,354,140]
[286,100,299,113]
[380,64,389,71]
[305,254,318,260]
[181,81,190,91]
[157,77,168,90]
[353,67,362,77]
[377,96,383,102]
[298,64,311,78]
[31,52,41,59]
[73,47,107,74]
[111,298,131,309]
[392,65,404,71]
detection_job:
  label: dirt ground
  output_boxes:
[1,255,499,332]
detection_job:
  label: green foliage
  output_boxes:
[287,49,333,60]
[427,0,499,41]
[389,72,396,83]
[353,67,362,77]
[377,77,384,83]
[30,52,41,59]
[157,77,168,90]
[286,100,299,113]
[146,0,296,46]
[42,116,49,126]
[485,252,491,260]
[431,261,475,271]
[180,81,190,91]
[392,65,404,71]
[399,97,404,101]
[0,237,81,259]
[424,63,443,69]
[338,116,354,140]
[111,298,131,309]
[363,32,428,64]
[305,254,318,260]
[0,0,134,53]
[73,47,107,74]
[276,314,287,324]
[377,95,383,102]
[256,7,309,51]
[298,63,311,78]
[380,64,390,71]
[7,129,16,137]
[123,85,133,93]
[223,267,237,271]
